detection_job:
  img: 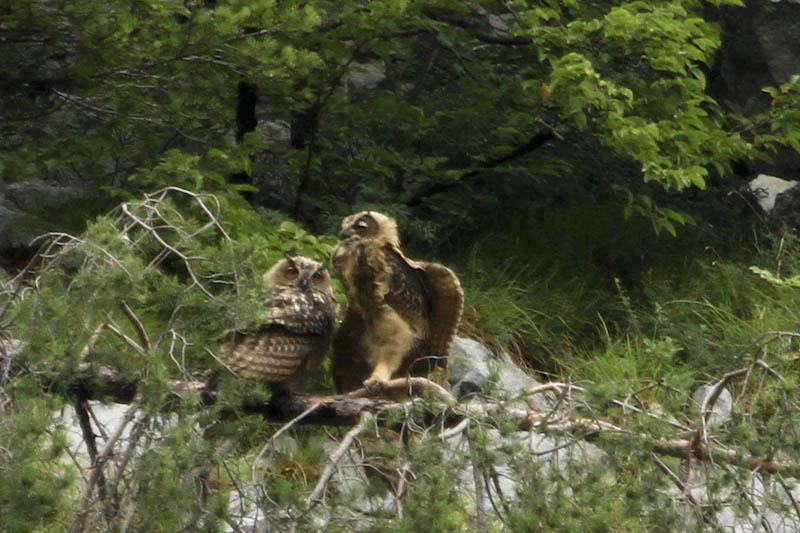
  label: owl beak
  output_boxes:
[338,228,354,240]
[297,276,311,290]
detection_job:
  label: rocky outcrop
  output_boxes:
[749,174,798,213]
[748,173,800,230]
[770,178,800,229]
[0,180,86,273]
[710,2,800,115]
[448,336,555,410]
[710,2,800,176]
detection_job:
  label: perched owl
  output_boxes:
[331,211,463,392]
[222,256,338,392]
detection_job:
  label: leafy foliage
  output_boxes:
[0,386,75,533]
[2,0,794,235]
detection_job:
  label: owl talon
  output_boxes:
[363,378,386,395]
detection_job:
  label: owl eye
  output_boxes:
[312,269,325,281]
[285,266,299,278]
[355,220,369,231]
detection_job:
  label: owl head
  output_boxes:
[264,256,332,293]
[337,211,400,248]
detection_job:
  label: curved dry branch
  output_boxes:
[120,203,215,299]
[405,130,557,207]
[342,377,456,404]
[72,396,143,533]
[305,411,374,509]
[118,300,151,352]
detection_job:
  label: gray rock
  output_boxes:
[448,336,554,410]
[749,174,798,213]
[224,434,395,533]
[59,402,136,459]
[770,180,800,230]
[5,181,83,212]
[440,426,608,525]
[256,120,291,143]
[0,195,32,249]
[692,384,733,426]
[344,61,386,90]
[447,336,493,397]
[0,180,86,250]
[669,459,800,533]
[225,486,299,533]
[326,446,394,516]
[712,2,800,115]
[710,2,800,175]
[0,338,24,360]
[224,487,262,532]
[496,361,540,396]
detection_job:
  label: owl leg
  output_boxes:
[363,308,414,392]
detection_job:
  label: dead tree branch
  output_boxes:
[119,300,151,352]
[72,396,142,533]
[72,399,115,532]
[306,411,374,509]
[4,346,800,479]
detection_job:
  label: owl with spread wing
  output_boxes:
[330,211,463,392]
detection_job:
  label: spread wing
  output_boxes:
[385,245,464,359]
[384,245,430,322]
[415,260,463,358]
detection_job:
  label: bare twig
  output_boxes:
[440,417,470,440]
[305,411,374,509]
[777,476,800,519]
[119,301,151,352]
[120,202,215,299]
[80,323,109,362]
[106,419,148,531]
[252,402,324,487]
[485,464,511,519]
[522,382,691,432]
[104,315,146,356]
[72,400,115,532]
[343,376,456,404]
[395,461,413,519]
[651,453,715,527]
[6,343,800,481]
[697,359,786,473]
[31,232,133,279]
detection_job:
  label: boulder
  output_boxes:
[344,61,386,90]
[448,336,554,411]
[0,180,87,272]
[710,2,800,175]
[770,178,800,229]
[749,174,798,213]
[692,384,733,426]
[0,338,24,360]
[711,2,800,116]
[447,336,493,398]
